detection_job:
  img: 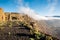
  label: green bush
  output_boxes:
[30,38,34,40]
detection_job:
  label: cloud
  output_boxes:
[17,0,23,6]
[19,7,48,20]
[47,0,58,16]
[17,0,48,20]
[16,0,60,20]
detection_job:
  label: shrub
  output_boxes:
[30,38,34,40]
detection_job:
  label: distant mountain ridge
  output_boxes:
[46,16,60,18]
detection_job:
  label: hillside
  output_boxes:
[0,14,59,40]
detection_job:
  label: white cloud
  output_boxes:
[19,7,48,20]
[47,0,58,16]
[17,0,60,20]
[1,0,59,21]
[17,0,48,20]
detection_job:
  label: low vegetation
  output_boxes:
[0,20,59,40]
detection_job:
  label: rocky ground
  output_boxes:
[0,15,59,40]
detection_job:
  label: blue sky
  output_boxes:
[0,0,60,16]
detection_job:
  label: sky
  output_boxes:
[0,0,60,16]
